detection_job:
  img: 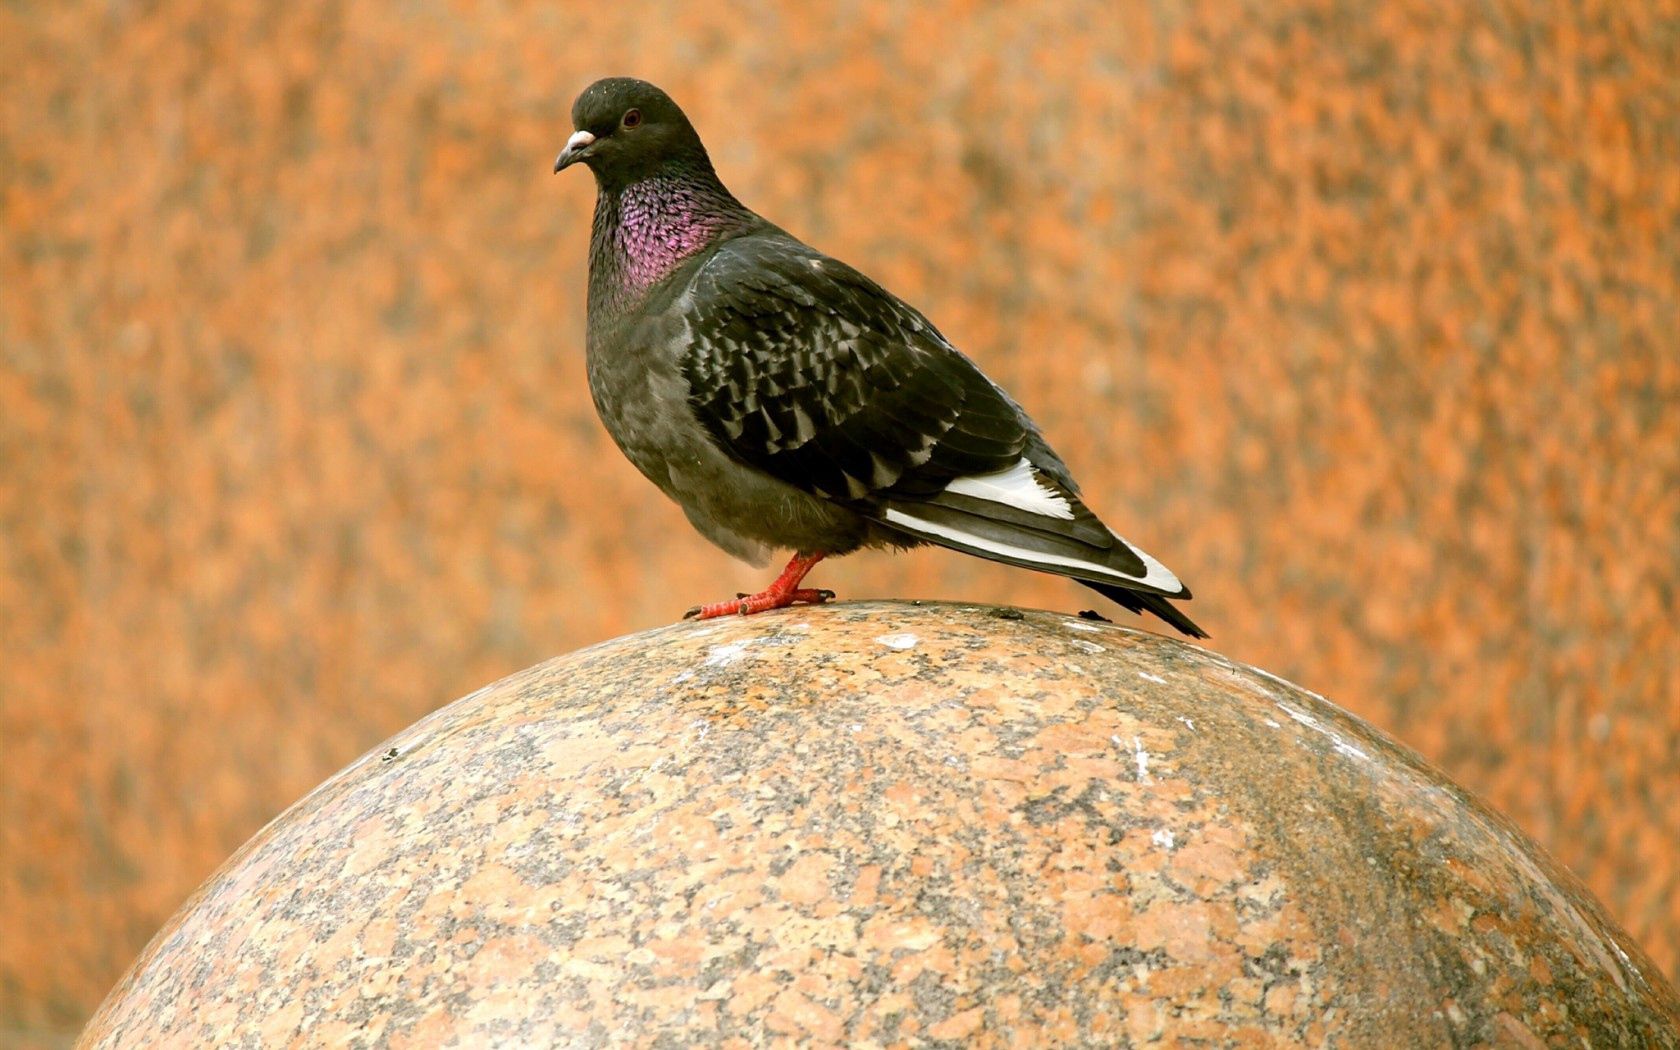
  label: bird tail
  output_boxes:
[1080,580,1209,639]
[877,464,1207,638]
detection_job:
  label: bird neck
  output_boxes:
[589,170,753,311]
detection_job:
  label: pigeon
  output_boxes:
[553,77,1207,638]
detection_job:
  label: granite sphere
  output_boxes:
[81,602,1680,1047]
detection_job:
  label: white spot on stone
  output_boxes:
[1276,702,1320,731]
[698,980,732,1001]
[1275,701,1371,761]
[1151,828,1175,849]
[1132,736,1152,784]
[703,643,753,667]
[1176,716,1196,731]
[379,737,424,763]
[1609,937,1637,976]
[1064,620,1103,633]
[1264,718,1282,729]
[876,632,919,650]
[1136,671,1167,684]
[1069,639,1105,654]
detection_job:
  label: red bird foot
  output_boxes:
[683,552,834,620]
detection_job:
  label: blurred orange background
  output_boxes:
[3,0,1676,1042]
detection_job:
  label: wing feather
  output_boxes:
[674,230,1196,614]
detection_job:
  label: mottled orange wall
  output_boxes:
[2,0,1675,1040]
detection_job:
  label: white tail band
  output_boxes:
[941,458,1073,520]
[884,508,1184,594]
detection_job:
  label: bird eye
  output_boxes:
[621,109,642,129]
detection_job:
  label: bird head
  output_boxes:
[553,78,710,187]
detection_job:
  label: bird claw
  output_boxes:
[680,553,834,621]
[681,587,836,621]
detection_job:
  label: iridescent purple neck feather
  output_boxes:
[589,173,754,313]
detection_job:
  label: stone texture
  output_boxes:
[5,0,1680,1038]
[80,603,1679,1048]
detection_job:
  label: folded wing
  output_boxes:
[675,231,1200,630]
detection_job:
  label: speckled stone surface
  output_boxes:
[80,603,1678,1048]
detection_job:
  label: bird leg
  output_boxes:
[683,551,834,619]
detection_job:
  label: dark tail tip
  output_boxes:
[1081,581,1210,639]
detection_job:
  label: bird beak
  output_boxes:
[553,129,596,173]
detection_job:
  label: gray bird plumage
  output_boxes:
[555,77,1206,637]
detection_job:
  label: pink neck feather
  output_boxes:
[607,178,736,292]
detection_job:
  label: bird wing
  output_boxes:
[675,232,1189,599]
